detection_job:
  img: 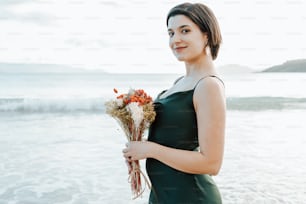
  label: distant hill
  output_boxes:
[262,59,306,72]
[217,64,255,74]
[0,62,106,74]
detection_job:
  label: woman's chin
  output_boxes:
[174,55,186,61]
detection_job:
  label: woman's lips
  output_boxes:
[174,46,187,52]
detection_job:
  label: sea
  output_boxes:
[1,72,306,204]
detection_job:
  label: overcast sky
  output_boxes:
[0,0,305,73]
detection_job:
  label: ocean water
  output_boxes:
[1,72,306,204]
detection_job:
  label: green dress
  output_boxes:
[146,76,223,204]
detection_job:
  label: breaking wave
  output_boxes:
[0,97,105,113]
[1,96,306,114]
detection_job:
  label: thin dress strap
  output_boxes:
[194,75,224,89]
[173,76,184,85]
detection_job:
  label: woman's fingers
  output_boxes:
[123,141,142,161]
[123,154,132,160]
[122,146,133,162]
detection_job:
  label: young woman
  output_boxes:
[123,3,225,203]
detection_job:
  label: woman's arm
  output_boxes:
[123,77,226,175]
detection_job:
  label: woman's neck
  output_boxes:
[184,55,216,77]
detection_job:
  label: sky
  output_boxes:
[0,0,305,73]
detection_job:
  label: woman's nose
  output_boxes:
[171,33,181,43]
[170,34,181,48]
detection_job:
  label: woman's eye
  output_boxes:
[182,29,190,34]
[168,32,174,37]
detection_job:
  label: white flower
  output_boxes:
[126,102,144,129]
[128,88,135,95]
[116,98,123,107]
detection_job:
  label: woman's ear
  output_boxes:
[204,45,211,56]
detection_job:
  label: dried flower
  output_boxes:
[126,102,143,129]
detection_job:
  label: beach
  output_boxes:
[1,72,306,203]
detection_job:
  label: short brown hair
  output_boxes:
[166,3,222,60]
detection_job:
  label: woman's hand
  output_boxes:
[122,141,153,161]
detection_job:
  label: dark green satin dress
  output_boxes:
[146,76,223,204]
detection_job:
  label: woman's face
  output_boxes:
[167,15,207,62]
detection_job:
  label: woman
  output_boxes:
[123,3,225,203]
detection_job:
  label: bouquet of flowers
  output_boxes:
[105,88,156,199]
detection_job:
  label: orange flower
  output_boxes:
[113,88,153,106]
[116,94,124,99]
